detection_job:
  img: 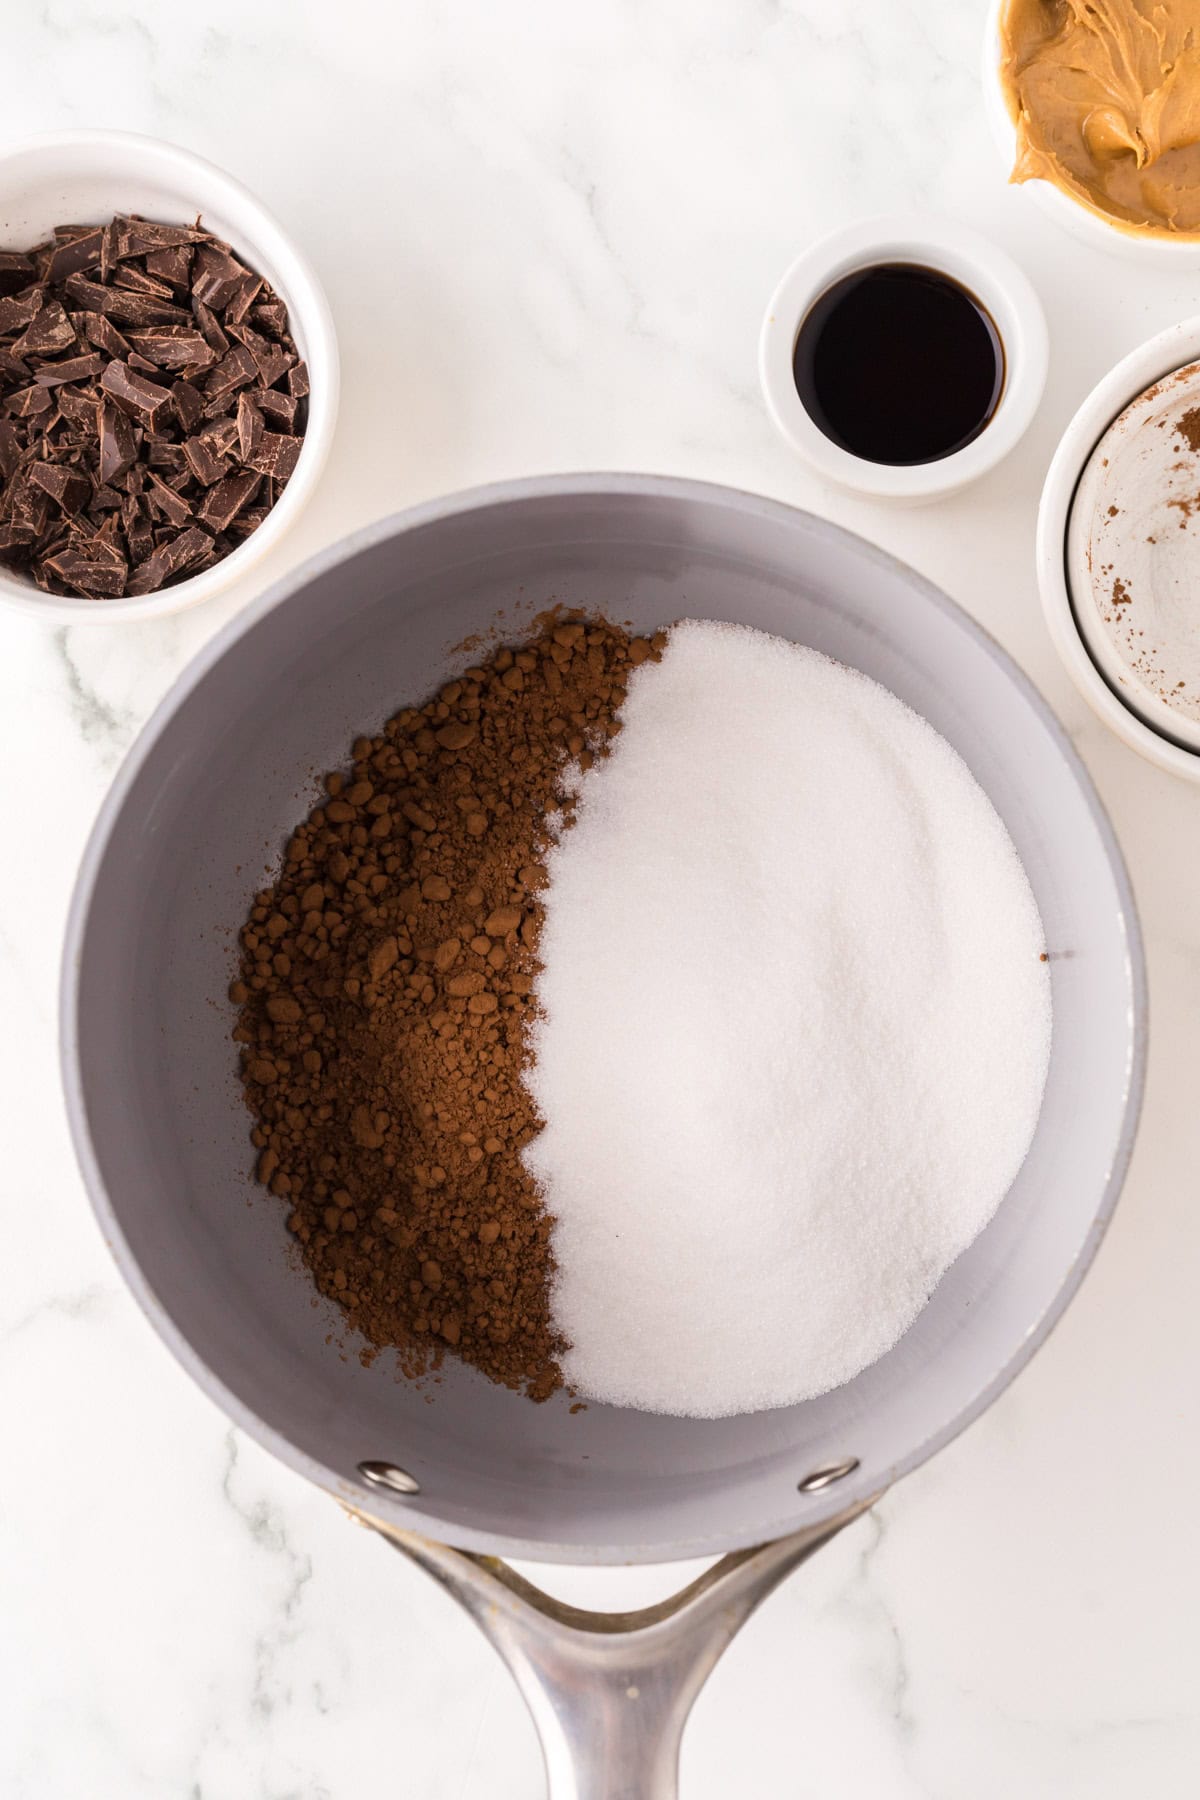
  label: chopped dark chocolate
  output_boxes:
[33,353,104,387]
[197,469,261,532]
[45,528,128,598]
[124,524,210,595]
[97,395,137,485]
[6,384,53,418]
[0,418,20,478]
[224,273,263,326]
[236,390,263,460]
[0,213,308,598]
[254,386,299,431]
[204,341,257,405]
[80,311,133,359]
[64,272,190,327]
[113,217,208,257]
[126,327,217,371]
[57,385,102,425]
[0,291,45,335]
[181,431,228,486]
[112,262,179,300]
[144,468,194,528]
[29,463,91,515]
[0,250,35,298]
[171,379,204,433]
[191,242,247,311]
[243,429,301,482]
[100,360,175,432]
[14,300,78,357]
[249,299,288,338]
[192,298,230,355]
[46,230,105,284]
[143,246,193,288]
[0,349,31,384]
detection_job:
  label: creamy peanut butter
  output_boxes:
[999,0,1200,236]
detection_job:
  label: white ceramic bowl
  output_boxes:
[0,129,338,623]
[1038,317,1200,783]
[759,213,1047,503]
[981,0,1200,265]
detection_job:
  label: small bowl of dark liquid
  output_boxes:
[759,216,1047,502]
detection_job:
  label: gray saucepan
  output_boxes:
[61,476,1146,1799]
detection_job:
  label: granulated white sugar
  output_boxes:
[523,619,1052,1418]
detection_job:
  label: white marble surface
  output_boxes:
[2,1,1199,1794]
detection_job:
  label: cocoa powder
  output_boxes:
[232,613,662,1399]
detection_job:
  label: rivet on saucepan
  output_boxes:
[796,1456,860,1493]
[358,1459,421,1496]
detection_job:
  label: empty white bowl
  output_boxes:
[759,213,1047,503]
[1038,317,1200,783]
[0,129,338,623]
[981,0,1200,264]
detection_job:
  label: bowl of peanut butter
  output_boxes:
[985,0,1200,256]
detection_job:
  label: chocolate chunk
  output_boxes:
[200,415,238,457]
[113,216,209,257]
[198,468,261,531]
[112,263,178,300]
[99,220,119,284]
[254,387,299,431]
[46,230,105,284]
[125,524,210,595]
[64,272,189,327]
[0,250,35,297]
[57,385,102,424]
[144,468,193,527]
[236,390,263,460]
[45,528,128,597]
[0,418,20,478]
[243,430,301,482]
[1,213,308,599]
[249,300,288,338]
[143,246,193,288]
[0,290,45,334]
[121,494,154,564]
[191,242,248,311]
[5,384,53,418]
[99,360,173,430]
[228,322,294,388]
[34,353,104,387]
[181,430,227,486]
[29,462,91,514]
[14,299,78,357]
[97,398,136,484]
[80,311,133,359]
[146,438,185,470]
[170,378,204,433]
[192,297,230,355]
[204,341,257,405]
[126,328,217,371]
[223,272,263,326]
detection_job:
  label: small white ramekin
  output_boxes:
[1038,317,1200,784]
[981,0,1200,264]
[0,130,338,623]
[759,213,1048,503]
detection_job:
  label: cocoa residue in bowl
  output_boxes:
[232,612,661,1399]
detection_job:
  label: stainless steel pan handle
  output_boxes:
[358,1497,876,1799]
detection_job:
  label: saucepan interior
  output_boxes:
[62,477,1145,1563]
